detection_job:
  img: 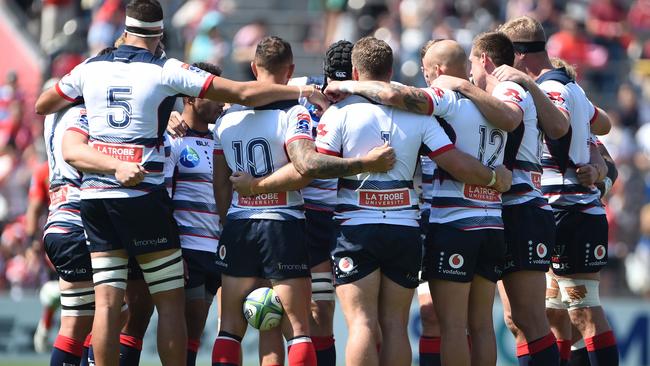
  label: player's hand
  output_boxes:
[491,165,512,193]
[115,162,147,186]
[167,110,188,138]
[492,65,532,88]
[362,142,396,172]
[430,75,469,91]
[323,80,352,103]
[230,171,258,196]
[303,85,330,114]
[576,164,598,187]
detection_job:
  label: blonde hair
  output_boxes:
[550,57,577,80]
[497,16,546,42]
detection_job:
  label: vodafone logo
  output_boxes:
[594,245,606,260]
[536,243,548,258]
[338,257,355,273]
[218,245,227,260]
[448,254,464,269]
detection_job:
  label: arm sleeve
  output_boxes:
[285,105,315,146]
[213,121,224,155]
[65,108,89,137]
[422,118,455,159]
[315,107,343,157]
[538,80,571,116]
[161,58,216,98]
[422,87,458,118]
[56,62,86,102]
[492,81,527,114]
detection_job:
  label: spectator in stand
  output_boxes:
[231,19,268,80]
[187,11,230,66]
[616,83,641,130]
[39,0,77,54]
[0,72,24,149]
[626,203,650,298]
[87,0,125,56]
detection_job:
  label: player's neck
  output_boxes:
[123,38,157,54]
[181,110,210,133]
[523,54,555,80]
[485,74,499,94]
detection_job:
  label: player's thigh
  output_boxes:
[475,229,507,283]
[257,220,311,281]
[44,230,93,284]
[502,204,555,275]
[378,224,422,290]
[552,211,608,276]
[336,269,381,329]
[219,274,260,335]
[378,273,415,328]
[468,274,497,331]
[217,219,264,278]
[305,209,336,269]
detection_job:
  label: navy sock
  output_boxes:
[119,334,143,366]
[586,332,618,366]
[51,335,83,366]
[569,347,590,366]
[187,338,200,366]
[313,336,336,366]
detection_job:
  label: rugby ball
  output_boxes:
[243,287,283,330]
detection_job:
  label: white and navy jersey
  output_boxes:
[315,95,454,227]
[422,87,507,230]
[537,68,604,215]
[496,81,550,210]
[56,45,215,200]
[289,76,337,212]
[164,130,220,253]
[43,105,86,235]
[214,101,313,220]
[420,156,435,212]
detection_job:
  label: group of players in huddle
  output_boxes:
[32,0,621,365]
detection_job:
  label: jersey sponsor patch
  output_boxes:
[93,142,143,163]
[358,188,411,209]
[463,184,500,202]
[179,146,201,168]
[295,113,311,135]
[49,186,69,206]
[531,172,542,190]
[237,192,288,207]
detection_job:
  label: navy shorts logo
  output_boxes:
[448,253,464,269]
[338,257,355,273]
[218,244,227,260]
[180,146,201,168]
[594,244,606,260]
[536,243,548,258]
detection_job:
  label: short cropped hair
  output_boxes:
[472,32,515,67]
[126,0,163,22]
[192,62,222,77]
[352,37,393,79]
[254,36,293,73]
[497,16,546,42]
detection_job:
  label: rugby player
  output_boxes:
[212,36,395,366]
[495,16,619,366]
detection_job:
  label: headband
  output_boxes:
[125,16,163,37]
[512,41,546,54]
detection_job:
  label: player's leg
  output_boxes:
[183,249,215,366]
[273,277,316,365]
[259,323,285,366]
[429,279,471,366]
[378,273,415,366]
[467,275,497,366]
[120,273,154,366]
[417,285,441,366]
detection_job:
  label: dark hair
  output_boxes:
[351,37,393,79]
[192,62,222,77]
[254,36,293,73]
[472,32,515,67]
[126,0,163,22]
[97,47,116,56]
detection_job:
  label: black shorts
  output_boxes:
[44,230,92,282]
[183,248,221,300]
[551,210,608,275]
[216,219,310,280]
[305,209,336,268]
[332,224,421,289]
[502,204,555,275]
[80,189,180,256]
[422,224,506,283]
[127,257,143,280]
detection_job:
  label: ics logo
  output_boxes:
[180,146,200,168]
[449,254,464,269]
[594,245,606,260]
[536,243,548,258]
[338,257,355,273]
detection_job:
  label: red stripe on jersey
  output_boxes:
[286,135,314,146]
[66,127,89,137]
[590,106,599,125]
[504,100,524,114]
[424,89,434,115]
[55,82,77,102]
[198,74,216,99]
[213,149,224,155]
[180,233,220,240]
[427,144,454,159]
[316,147,342,157]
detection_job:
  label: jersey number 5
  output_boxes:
[107,87,132,128]
[232,138,274,177]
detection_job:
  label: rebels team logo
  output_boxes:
[180,146,201,168]
[338,257,355,273]
[594,245,606,260]
[448,254,464,269]
[295,113,311,135]
[218,245,227,260]
[536,243,548,258]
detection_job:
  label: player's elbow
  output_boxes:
[34,98,49,115]
[591,119,611,136]
[503,113,521,132]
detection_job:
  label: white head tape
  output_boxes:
[125,16,163,28]
[125,16,164,38]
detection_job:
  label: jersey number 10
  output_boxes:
[232,138,274,177]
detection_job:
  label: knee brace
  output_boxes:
[417,281,430,296]
[557,278,601,310]
[545,273,567,310]
[60,287,95,317]
[311,272,335,301]
[92,257,128,289]
[140,250,184,294]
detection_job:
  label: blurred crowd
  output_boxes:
[2,0,650,299]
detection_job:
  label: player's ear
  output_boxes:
[481,52,488,67]
[286,64,295,80]
[251,62,258,78]
[184,96,194,105]
[352,66,359,81]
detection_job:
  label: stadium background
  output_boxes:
[0,0,649,365]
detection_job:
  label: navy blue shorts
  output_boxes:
[422,224,506,283]
[332,224,421,289]
[502,204,555,275]
[183,248,221,296]
[80,189,180,256]
[305,209,336,268]
[44,230,92,282]
[216,219,310,280]
[551,210,608,275]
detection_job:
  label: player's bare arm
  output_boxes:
[213,154,233,221]
[433,148,512,193]
[325,80,432,115]
[35,87,76,115]
[61,129,146,186]
[595,142,618,198]
[431,75,522,132]
[229,163,312,197]
[591,106,612,136]
[577,143,608,187]
[492,65,569,139]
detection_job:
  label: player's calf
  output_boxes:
[310,269,336,366]
[417,284,441,366]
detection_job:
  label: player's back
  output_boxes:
[43,105,85,235]
[215,101,311,220]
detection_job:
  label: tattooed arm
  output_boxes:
[325,80,433,115]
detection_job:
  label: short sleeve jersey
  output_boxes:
[214,101,313,220]
[56,45,215,200]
